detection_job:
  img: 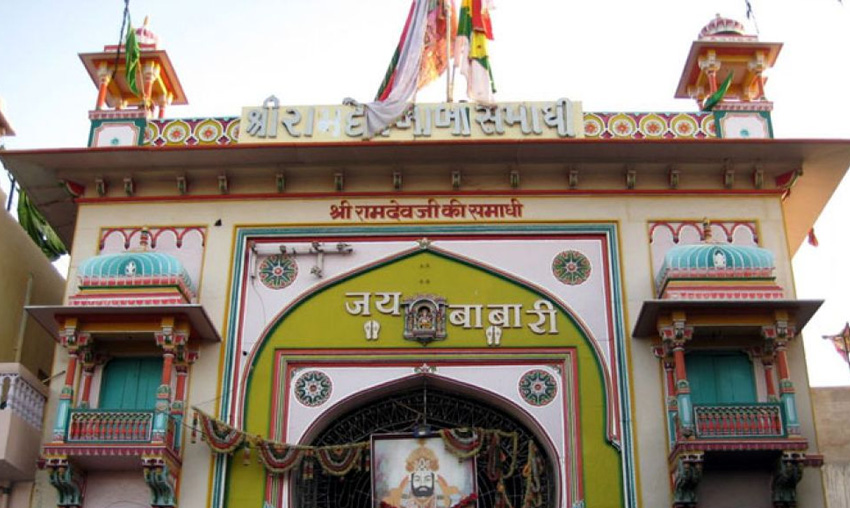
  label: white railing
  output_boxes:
[0,363,48,430]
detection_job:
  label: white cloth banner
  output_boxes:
[363,0,431,138]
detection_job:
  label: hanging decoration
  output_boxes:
[192,408,540,507]
[196,410,247,454]
[255,441,309,474]
[438,427,485,458]
[521,442,546,508]
[314,443,368,477]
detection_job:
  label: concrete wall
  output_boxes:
[0,188,65,379]
[812,387,850,508]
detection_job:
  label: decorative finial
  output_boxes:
[144,15,150,27]
[140,227,150,250]
[702,218,713,242]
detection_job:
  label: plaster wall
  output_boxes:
[9,481,34,508]
[0,188,65,378]
[83,470,149,508]
[0,411,43,480]
[698,471,772,508]
[45,190,817,508]
[812,387,850,508]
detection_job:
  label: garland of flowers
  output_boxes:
[438,427,485,459]
[255,440,310,474]
[314,443,369,477]
[192,408,527,496]
[521,441,545,508]
[194,409,247,454]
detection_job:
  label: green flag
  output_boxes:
[16,188,67,261]
[125,23,141,96]
[701,71,733,111]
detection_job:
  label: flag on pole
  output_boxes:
[363,0,433,137]
[701,71,733,111]
[455,0,495,105]
[419,0,456,93]
[124,22,141,96]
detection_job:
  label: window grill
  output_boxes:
[294,386,553,508]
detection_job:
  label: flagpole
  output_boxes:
[445,0,454,103]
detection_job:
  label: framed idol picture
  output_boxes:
[372,434,478,508]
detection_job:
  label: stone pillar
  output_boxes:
[95,63,112,111]
[661,317,695,437]
[154,318,187,443]
[54,323,90,442]
[763,317,800,436]
[699,52,721,95]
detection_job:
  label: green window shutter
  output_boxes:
[686,352,756,405]
[100,357,163,410]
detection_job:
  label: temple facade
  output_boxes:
[3,15,850,508]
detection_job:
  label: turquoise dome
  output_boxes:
[77,251,196,294]
[656,243,775,288]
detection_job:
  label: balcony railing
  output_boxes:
[0,363,48,429]
[67,410,154,442]
[693,403,784,438]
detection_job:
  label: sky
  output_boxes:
[1,0,849,385]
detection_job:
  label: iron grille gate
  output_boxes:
[294,386,553,508]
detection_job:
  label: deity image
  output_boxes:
[381,443,463,508]
[416,306,434,330]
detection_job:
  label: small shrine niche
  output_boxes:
[403,296,447,346]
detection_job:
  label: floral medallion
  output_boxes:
[671,114,698,138]
[258,254,298,290]
[294,370,332,407]
[552,250,592,285]
[609,113,637,138]
[518,369,558,407]
[195,119,223,143]
[583,114,604,138]
[162,120,191,145]
[639,114,667,138]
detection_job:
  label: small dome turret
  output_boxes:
[72,250,196,306]
[698,14,750,40]
[655,224,784,300]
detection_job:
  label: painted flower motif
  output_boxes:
[645,121,663,134]
[258,254,298,290]
[584,122,598,135]
[518,369,558,407]
[294,371,332,407]
[169,128,185,140]
[552,250,592,285]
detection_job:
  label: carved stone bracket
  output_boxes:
[43,455,85,508]
[772,451,805,508]
[672,452,704,508]
[142,454,179,508]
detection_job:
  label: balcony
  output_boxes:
[0,363,49,481]
[671,401,807,458]
[44,409,181,470]
[693,403,785,439]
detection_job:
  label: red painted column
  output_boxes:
[763,359,777,401]
[161,352,174,387]
[79,367,94,408]
[64,354,78,389]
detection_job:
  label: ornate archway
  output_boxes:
[294,381,555,508]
